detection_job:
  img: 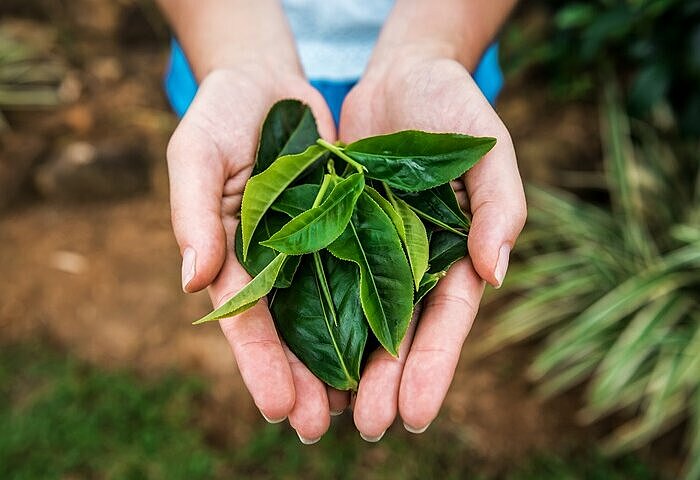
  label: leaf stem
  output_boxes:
[317,139,366,174]
[313,174,332,208]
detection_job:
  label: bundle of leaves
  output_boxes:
[481,82,700,478]
[507,0,700,135]
[195,100,495,391]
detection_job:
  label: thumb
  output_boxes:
[167,121,227,293]
[466,133,527,288]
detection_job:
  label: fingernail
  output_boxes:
[261,412,286,424]
[181,247,196,292]
[359,430,385,443]
[494,244,511,288]
[296,431,321,445]
[404,422,431,434]
[330,409,344,416]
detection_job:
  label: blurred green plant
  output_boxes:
[507,0,700,135]
[0,25,66,130]
[481,79,700,478]
[0,343,219,480]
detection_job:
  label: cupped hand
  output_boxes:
[167,65,343,443]
[339,53,527,440]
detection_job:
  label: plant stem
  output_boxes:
[312,174,333,208]
[316,139,366,174]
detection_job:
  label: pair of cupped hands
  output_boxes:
[167,52,526,444]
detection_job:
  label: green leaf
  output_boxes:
[234,214,300,288]
[388,191,429,290]
[327,191,414,355]
[254,99,320,174]
[194,253,287,324]
[415,271,446,304]
[344,130,495,192]
[270,184,318,217]
[428,230,467,273]
[271,254,367,390]
[396,183,470,232]
[261,174,365,255]
[240,144,327,260]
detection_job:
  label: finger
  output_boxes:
[327,387,350,416]
[167,111,227,293]
[463,116,526,288]
[399,257,484,433]
[353,316,418,442]
[284,346,331,444]
[212,226,295,423]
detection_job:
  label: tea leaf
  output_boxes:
[396,183,470,232]
[241,145,327,260]
[415,271,445,304]
[234,214,300,288]
[386,190,429,290]
[271,254,367,390]
[327,191,414,355]
[254,99,319,174]
[428,230,467,273]
[344,130,495,191]
[261,173,365,254]
[194,253,287,324]
[270,184,318,217]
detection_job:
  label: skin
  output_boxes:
[157,0,525,444]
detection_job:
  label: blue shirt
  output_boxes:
[164,1,503,123]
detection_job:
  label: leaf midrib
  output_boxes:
[313,261,355,388]
[348,219,393,346]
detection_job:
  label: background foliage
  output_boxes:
[507,0,700,134]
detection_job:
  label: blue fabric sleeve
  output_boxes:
[164,39,504,123]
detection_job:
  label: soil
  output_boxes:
[0,0,598,469]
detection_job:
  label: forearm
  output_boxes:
[368,0,517,72]
[156,0,302,81]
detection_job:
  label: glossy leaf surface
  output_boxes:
[428,230,467,273]
[344,130,495,191]
[396,183,470,231]
[272,254,367,390]
[270,184,318,217]
[254,99,319,174]
[194,253,287,324]
[327,192,413,355]
[390,194,429,290]
[262,174,365,254]
[241,145,326,260]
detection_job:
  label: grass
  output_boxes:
[0,341,655,480]
[482,79,700,478]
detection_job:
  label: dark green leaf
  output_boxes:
[428,230,467,273]
[327,191,414,355]
[254,99,319,174]
[261,174,365,254]
[234,214,300,288]
[396,183,470,232]
[241,145,327,260]
[270,184,318,217]
[271,254,367,390]
[194,253,287,324]
[344,130,495,191]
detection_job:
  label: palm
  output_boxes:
[167,67,342,442]
[338,57,526,438]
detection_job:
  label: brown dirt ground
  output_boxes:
[0,1,601,468]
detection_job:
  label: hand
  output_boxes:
[339,53,527,439]
[167,65,344,443]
